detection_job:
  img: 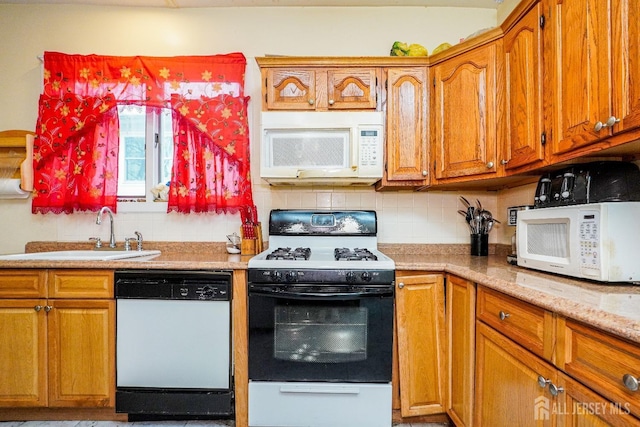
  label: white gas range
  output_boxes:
[247,210,395,427]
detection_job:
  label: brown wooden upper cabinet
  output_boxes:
[545,0,640,160]
[262,68,379,111]
[501,2,546,173]
[431,40,502,182]
[376,67,429,189]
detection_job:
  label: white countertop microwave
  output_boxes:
[516,202,640,283]
[260,111,384,186]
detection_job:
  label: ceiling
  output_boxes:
[0,0,504,8]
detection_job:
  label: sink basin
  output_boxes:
[0,249,161,261]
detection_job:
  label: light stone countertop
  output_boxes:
[1,241,638,345]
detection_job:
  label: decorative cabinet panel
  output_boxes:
[431,41,501,181]
[0,270,115,408]
[502,1,546,172]
[377,67,429,189]
[262,68,378,111]
[394,272,446,417]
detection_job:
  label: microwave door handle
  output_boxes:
[297,169,358,179]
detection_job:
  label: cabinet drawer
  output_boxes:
[557,318,640,418]
[0,270,46,298]
[48,270,113,298]
[476,286,554,360]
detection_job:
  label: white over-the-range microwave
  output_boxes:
[260,111,384,185]
[517,202,640,284]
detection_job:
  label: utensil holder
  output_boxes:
[470,233,489,256]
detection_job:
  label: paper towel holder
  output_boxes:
[0,129,35,198]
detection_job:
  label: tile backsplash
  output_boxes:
[0,181,535,255]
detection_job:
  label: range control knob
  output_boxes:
[361,271,372,282]
[270,270,283,282]
[345,271,357,283]
[285,271,298,282]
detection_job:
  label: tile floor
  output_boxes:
[0,422,445,427]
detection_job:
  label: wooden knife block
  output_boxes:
[240,222,263,255]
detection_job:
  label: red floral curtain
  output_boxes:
[32,51,254,218]
[169,94,252,214]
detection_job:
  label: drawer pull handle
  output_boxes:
[537,375,551,388]
[34,305,42,312]
[44,305,52,312]
[549,383,564,397]
[499,311,510,321]
[623,374,639,392]
[398,282,404,289]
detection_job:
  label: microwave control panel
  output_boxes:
[358,127,383,174]
[578,210,601,275]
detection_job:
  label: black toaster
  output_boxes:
[533,161,640,208]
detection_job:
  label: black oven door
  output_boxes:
[248,283,394,383]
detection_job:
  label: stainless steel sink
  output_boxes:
[0,249,161,261]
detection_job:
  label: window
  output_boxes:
[117,105,173,204]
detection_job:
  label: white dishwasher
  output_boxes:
[115,270,232,419]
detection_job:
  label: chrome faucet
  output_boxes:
[96,206,116,248]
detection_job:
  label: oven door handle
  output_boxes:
[249,288,393,299]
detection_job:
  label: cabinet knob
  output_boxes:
[594,116,620,131]
[308,99,315,106]
[398,282,404,289]
[422,170,428,177]
[328,99,335,105]
[500,159,509,165]
[34,305,42,312]
[486,161,494,169]
[499,311,510,321]
[549,383,564,397]
[623,374,639,392]
[537,375,551,388]
[44,305,52,312]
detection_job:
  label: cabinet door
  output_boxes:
[0,299,47,407]
[264,68,317,110]
[395,272,446,417]
[47,299,115,407]
[327,68,378,110]
[546,0,613,156]
[612,0,640,133]
[475,321,556,427]
[556,372,640,427]
[432,42,499,180]
[381,67,428,186]
[502,2,545,172]
[446,275,475,427]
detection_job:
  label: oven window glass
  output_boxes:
[274,305,368,363]
[249,294,393,383]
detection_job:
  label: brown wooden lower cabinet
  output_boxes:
[394,271,446,417]
[446,274,476,427]
[0,270,115,409]
[475,320,557,426]
[474,290,640,427]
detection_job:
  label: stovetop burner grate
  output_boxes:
[334,247,378,261]
[266,247,312,261]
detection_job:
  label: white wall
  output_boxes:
[0,3,517,254]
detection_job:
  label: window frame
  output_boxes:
[116,106,173,213]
